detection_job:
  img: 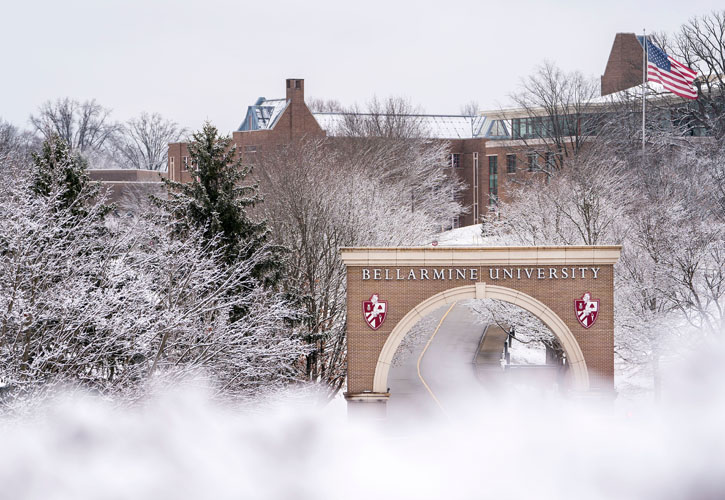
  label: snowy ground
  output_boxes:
[434,223,486,246]
[509,339,547,365]
[1,338,725,500]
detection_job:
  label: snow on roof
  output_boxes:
[596,81,684,103]
[235,94,512,139]
[237,98,289,132]
[484,81,697,120]
[313,112,494,139]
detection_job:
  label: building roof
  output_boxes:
[313,112,494,139]
[237,95,512,139]
[237,97,289,132]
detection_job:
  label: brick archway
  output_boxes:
[340,246,621,411]
[372,283,589,393]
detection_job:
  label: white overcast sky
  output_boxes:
[1,0,722,133]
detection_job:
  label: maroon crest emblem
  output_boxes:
[363,294,387,330]
[575,292,599,329]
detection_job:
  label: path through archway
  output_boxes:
[374,283,588,394]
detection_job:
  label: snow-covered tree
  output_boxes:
[0,147,306,406]
[480,129,725,397]
[481,152,629,246]
[255,137,464,398]
[505,61,601,174]
[30,135,101,217]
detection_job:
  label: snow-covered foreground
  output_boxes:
[1,342,724,500]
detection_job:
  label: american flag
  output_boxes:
[637,36,698,100]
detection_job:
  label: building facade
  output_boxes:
[167,78,550,228]
[98,34,716,217]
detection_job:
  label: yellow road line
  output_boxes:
[417,302,456,417]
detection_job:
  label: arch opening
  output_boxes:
[373,284,589,393]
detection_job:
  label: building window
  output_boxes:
[295,80,301,89]
[506,154,517,174]
[169,156,175,171]
[450,153,461,168]
[488,120,508,138]
[512,118,535,139]
[488,155,498,205]
[182,156,189,171]
[527,153,537,172]
[513,116,579,139]
[544,152,561,170]
[244,145,258,153]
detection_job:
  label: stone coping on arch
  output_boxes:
[371,284,590,393]
[340,245,622,267]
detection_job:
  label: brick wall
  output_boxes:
[88,169,166,182]
[601,33,644,96]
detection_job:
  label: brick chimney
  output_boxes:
[286,78,304,102]
[601,34,644,96]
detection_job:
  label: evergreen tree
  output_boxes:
[31,135,98,216]
[161,122,283,285]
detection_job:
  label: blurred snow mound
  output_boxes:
[0,341,724,500]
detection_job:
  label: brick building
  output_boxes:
[167,78,550,227]
[100,34,713,217]
[87,168,166,204]
[601,33,646,96]
[167,79,326,185]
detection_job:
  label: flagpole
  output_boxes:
[642,29,647,158]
